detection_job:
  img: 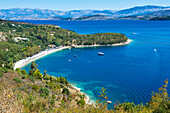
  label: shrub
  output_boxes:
[13,78,22,83]
[21,69,27,74]
[60,77,65,84]
[62,88,70,95]
[15,68,21,72]
[33,69,43,80]
[32,85,39,92]
[22,75,27,79]
[17,84,21,87]
[52,94,56,99]
[28,76,35,82]
[43,75,50,80]
[39,87,50,98]
[0,71,4,77]
[77,99,85,106]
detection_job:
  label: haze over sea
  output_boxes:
[20,20,170,108]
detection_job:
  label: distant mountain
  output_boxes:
[0,8,116,20]
[75,15,113,20]
[118,9,170,20]
[112,5,170,17]
[0,5,170,20]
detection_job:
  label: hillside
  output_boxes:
[150,16,170,20]
[75,15,113,20]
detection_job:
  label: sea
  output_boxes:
[19,20,170,108]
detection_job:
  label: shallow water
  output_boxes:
[21,20,170,108]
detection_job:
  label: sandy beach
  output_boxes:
[13,46,69,70]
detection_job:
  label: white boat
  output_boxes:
[98,52,104,56]
[154,49,157,52]
[106,100,112,104]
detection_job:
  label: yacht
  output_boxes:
[98,52,104,56]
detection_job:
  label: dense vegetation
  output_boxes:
[0,20,127,69]
[150,16,170,21]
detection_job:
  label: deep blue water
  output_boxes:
[20,20,170,108]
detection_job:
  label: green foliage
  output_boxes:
[13,78,22,83]
[30,61,38,72]
[33,69,43,80]
[29,70,33,76]
[52,94,56,99]
[32,84,39,92]
[28,75,35,82]
[15,68,21,72]
[21,69,27,74]
[77,99,85,106]
[43,74,50,80]
[60,77,65,84]
[22,74,27,79]
[62,88,70,95]
[39,87,50,98]
[0,71,4,77]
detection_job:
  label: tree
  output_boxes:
[30,61,38,72]
[77,99,85,106]
[33,69,43,80]
[62,88,70,95]
[60,77,65,84]
[21,69,27,74]
[29,70,33,76]
[43,70,47,77]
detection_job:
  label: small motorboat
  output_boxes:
[154,49,157,52]
[98,52,104,56]
[106,100,112,104]
[69,59,71,61]
[74,55,77,57]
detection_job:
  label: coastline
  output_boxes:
[13,46,69,70]
[73,39,132,48]
[14,39,132,70]
[13,38,132,105]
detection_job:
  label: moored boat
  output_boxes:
[98,52,104,56]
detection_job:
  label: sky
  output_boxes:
[0,0,170,11]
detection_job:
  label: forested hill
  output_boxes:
[0,20,127,69]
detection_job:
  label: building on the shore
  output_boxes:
[48,44,56,48]
[13,37,30,42]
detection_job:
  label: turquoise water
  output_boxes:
[21,20,170,108]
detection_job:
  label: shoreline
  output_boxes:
[14,39,132,70]
[13,38,132,105]
[73,39,132,48]
[13,46,69,70]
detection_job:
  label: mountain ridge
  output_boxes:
[0,5,170,20]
